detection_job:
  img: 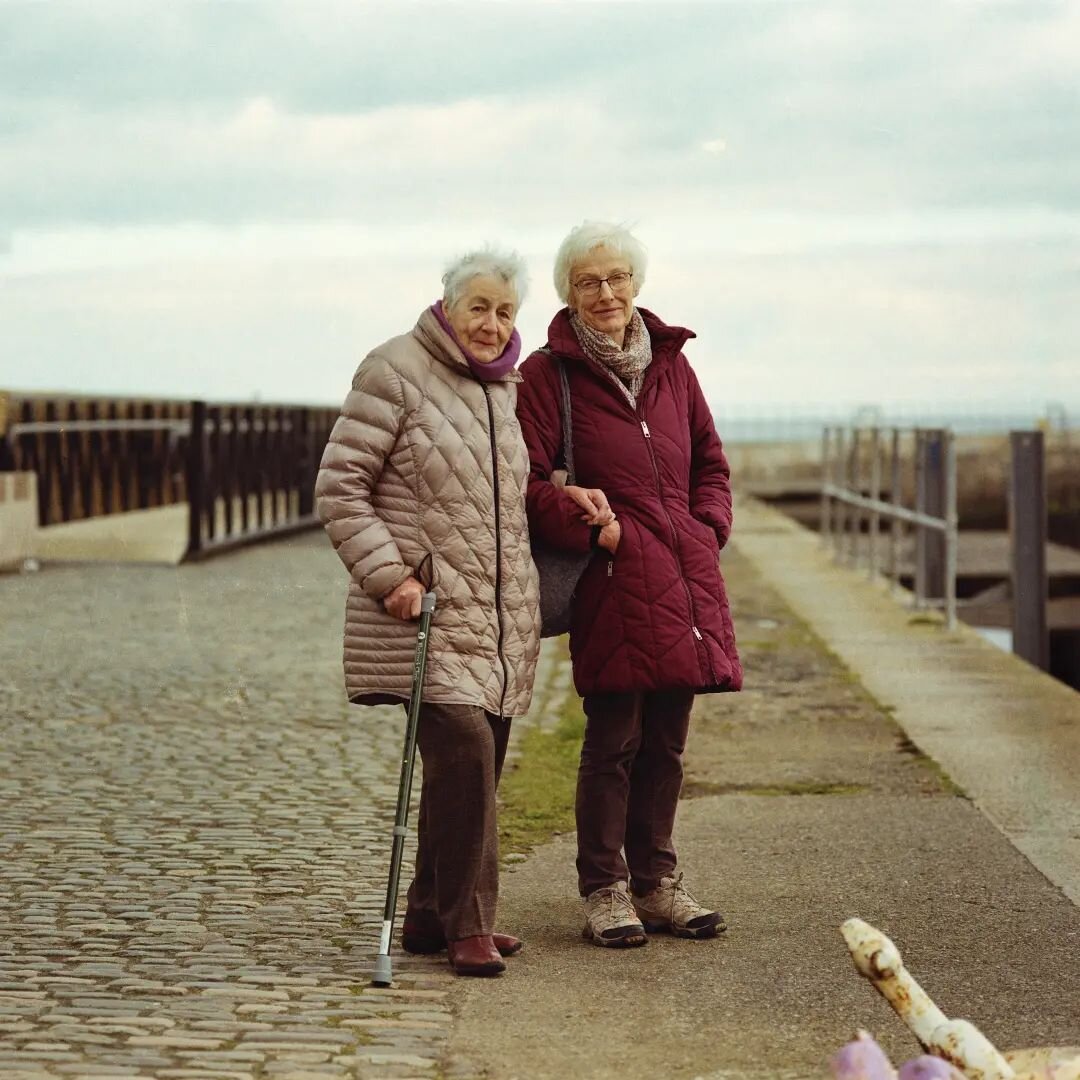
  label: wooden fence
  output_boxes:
[0,392,337,560]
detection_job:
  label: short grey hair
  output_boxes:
[441,248,529,310]
[553,221,648,304]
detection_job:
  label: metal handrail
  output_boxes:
[9,419,191,436]
[821,425,958,630]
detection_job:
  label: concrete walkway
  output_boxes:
[447,504,1080,1080]
[733,496,1080,907]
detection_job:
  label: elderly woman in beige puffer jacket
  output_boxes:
[315,249,549,978]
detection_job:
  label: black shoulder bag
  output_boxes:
[534,354,593,638]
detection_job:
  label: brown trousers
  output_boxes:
[405,702,511,941]
[576,689,695,897]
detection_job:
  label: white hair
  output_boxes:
[441,248,529,309]
[552,221,648,304]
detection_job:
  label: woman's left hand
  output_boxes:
[564,484,616,526]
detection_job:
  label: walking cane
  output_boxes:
[372,591,437,988]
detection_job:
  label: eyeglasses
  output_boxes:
[571,271,633,298]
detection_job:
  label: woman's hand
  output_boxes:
[564,484,616,526]
[383,576,425,620]
[597,520,621,553]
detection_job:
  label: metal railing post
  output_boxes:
[868,427,881,580]
[834,426,847,561]
[1009,430,1048,669]
[889,428,902,592]
[944,430,958,631]
[820,426,832,544]
[924,428,947,606]
[914,428,926,609]
[848,427,861,566]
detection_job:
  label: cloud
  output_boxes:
[2,1,1078,409]
[2,1,1079,232]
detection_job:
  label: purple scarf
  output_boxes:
[430,301,521,381]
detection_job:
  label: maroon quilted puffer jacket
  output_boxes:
[517,307,742,696]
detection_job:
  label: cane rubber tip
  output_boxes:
[371,955,393,987]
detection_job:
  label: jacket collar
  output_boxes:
[413,307,524,384]
[545,306,695,369]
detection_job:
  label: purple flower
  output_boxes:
[897,1056,965,1080]
[832,1032,896,1079]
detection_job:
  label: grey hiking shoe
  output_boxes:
[582,881,647,948]
[632,872,727,938]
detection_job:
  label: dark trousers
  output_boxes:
[576,689,695,897]
[405,702,511,940]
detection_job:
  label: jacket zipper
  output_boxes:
[637,401,719,686]
[575,350,718,685]
[482,384,510,717]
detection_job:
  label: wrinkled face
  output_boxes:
[568,246,635,342]
[443,275,518,363]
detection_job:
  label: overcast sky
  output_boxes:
[2,1,1078,418]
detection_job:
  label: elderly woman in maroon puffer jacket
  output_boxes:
[516,221,742,949]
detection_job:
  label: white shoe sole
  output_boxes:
[581,923,648,948]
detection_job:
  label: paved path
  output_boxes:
[0,534,560,1079]
[446,542,1080,1080]
[734,497,1080,906]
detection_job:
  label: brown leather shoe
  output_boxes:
[490,933,524,957]
[402,912,523,958]
[447,935,506,977]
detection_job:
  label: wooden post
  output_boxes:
[1009,430,1048,670]
[186,401,206,558]
[298,408,315,517]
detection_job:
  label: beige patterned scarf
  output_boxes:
[570,308,652,405]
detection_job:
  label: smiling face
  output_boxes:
[442,274,518,363]
[568,245,636,347]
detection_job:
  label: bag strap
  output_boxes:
[540,346,576,486]
[556,356,576,485]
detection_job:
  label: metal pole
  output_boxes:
[944,430,958,631]
[1009,431,1048,670]
[834,427,847,561]
[820,426,832,544]
[848,427,861,566]
[922,429,947,606]
[889,428,902,592]
[914,429,926,609]
[868,427,881,580]
[372,592,438,987]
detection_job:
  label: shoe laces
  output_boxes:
[597,884,636,922]
[666,872,701,913]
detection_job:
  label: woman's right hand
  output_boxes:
[597,520,621,553]
[383,576,425,620]
[564,484,615,526]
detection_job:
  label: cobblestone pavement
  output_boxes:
[0,533,562,1080]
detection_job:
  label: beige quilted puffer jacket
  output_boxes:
[316,307,541,717]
